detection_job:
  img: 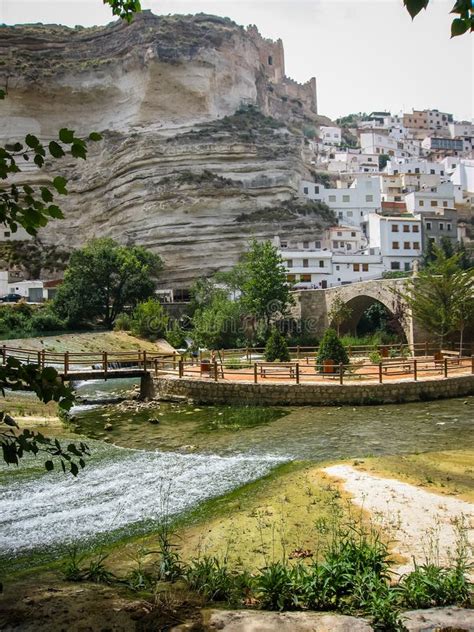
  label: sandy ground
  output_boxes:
[324,464,474,576]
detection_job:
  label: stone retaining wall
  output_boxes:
[149,374,474,406]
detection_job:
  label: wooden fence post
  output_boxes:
[254,363,258,384]
[378,362,383,384]
[213,360,218,382]
[413,359,417,381]
[297,345,300,360]
[179,359,184,378]
[2,345,6,364]
[471,355,474,375]
[339,363,344,385]
[425,341,428,357]
[295,362,300,384]
[37,351,41,367]
[64,351,69,377]
[143,350,147,371]
[41,349,45,369]
[444,357,448,378]
[103,351,108,380]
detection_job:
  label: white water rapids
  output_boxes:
[0,449,285,555]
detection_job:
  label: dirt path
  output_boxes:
[323,464,474,576]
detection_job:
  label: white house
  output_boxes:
[450,159,474,194]
[385,158,446,177]
[300,175,381,228]
[360,132,420,159]
[326,150,379,174]
[0,225,32,242]
[319,126,342,146]
[367,214,422,272]
[449,121,474,139]
[404,182,456,214]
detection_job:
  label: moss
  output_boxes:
[235,199,336,225]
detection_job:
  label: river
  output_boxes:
[1,378,472,563]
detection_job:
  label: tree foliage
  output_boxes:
[0,357,89,474]
[264,328,290,362]
[317,329,349,368]
[402,247,474,347]
[328,296,353,336]
[239,240,293,330]
[403,0,473,37]
[53,238,163,328]
[103,0,142,22]
[192,292,244,349]
[130,298,169,341]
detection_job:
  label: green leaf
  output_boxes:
[52,176,68,195]
[48,141,66,159]
[88,132,103,142]
[59,128,75,144]
[47,204,64,219]
[70,462,79,477]
[0,89,5,99]
[404,0,429,18]
[40,187,54,203]
[45,460,54,471]
[71,143,87,160]
[451,17,469,36]
[34,154,44,168]
[25,134,40,149]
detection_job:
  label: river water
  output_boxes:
[1,378,473,561]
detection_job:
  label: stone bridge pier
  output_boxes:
[291,278,429,348]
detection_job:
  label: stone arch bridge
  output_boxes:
[291,278,427,346]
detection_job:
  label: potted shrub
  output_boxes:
[317,328,349,373]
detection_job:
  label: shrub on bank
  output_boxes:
[130,299,169,341]
[264,328,290,362]
[316,329,349,369]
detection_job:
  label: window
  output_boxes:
[280,241,287,248]
[314,186,319,194]
[413,242,420,249]
[430,200,437,207]
[415,168,420,174]
[268,55,273,65]
[303,187,308,194]
[337,231,342,236]
[287,260,293,268]
[442,201,448,207]
[319,260,325,268]
[404,241,410,249]
[439,223,444,231]
[300,274,311,282]
[287,274,296,282]
[404,262,411,271]
[362,263,369,272]
[412,225,419,233]
[447,223,452,231]
[426,222,431,230]
[419,200,424,207]
[403,225,410,232]
[329,195,336,202]
[303,241,309,248]
[335,265,340,271]
[353,263,360,271]
[342,195,350,202]
[347,244,352,250]
[391,225,399,232]
[332,241,339,249]
[391,261,400,270]
[368,157,373,162]
[351,232,356,237]
[338,211,343,219]
[394,196,402,201]
[303,258,309,268]
[4,231,10,238]
[366,194,373,202]
[392,241,400,249]
[315,241,321,249]
[430,169,435,175]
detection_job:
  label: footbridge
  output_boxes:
[292,277,426,346]
[1,346,179,391]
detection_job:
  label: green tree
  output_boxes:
[328,296,353,336]
[317,329,349,369]
[378,154,390,171]
[240,240,293,332]
[264,328,290,362]
[401,247,474,348]
[131,298,168,341]
[53,238,162,329]
[192,292,244,349]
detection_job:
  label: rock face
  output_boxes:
[1,12,334,287]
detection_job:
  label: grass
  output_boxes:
[351,450,474,503]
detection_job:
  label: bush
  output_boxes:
[114,312,132,331]
[0,305,32,335]
[398,563,472,608]
[29,309,66,332]
[317,329,349,368]
[131,299,169,341]
[264,328,290,362]
[166,321,187,349]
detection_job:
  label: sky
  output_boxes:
[1,0,473,122]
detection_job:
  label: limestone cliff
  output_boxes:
[1,12,334,287]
